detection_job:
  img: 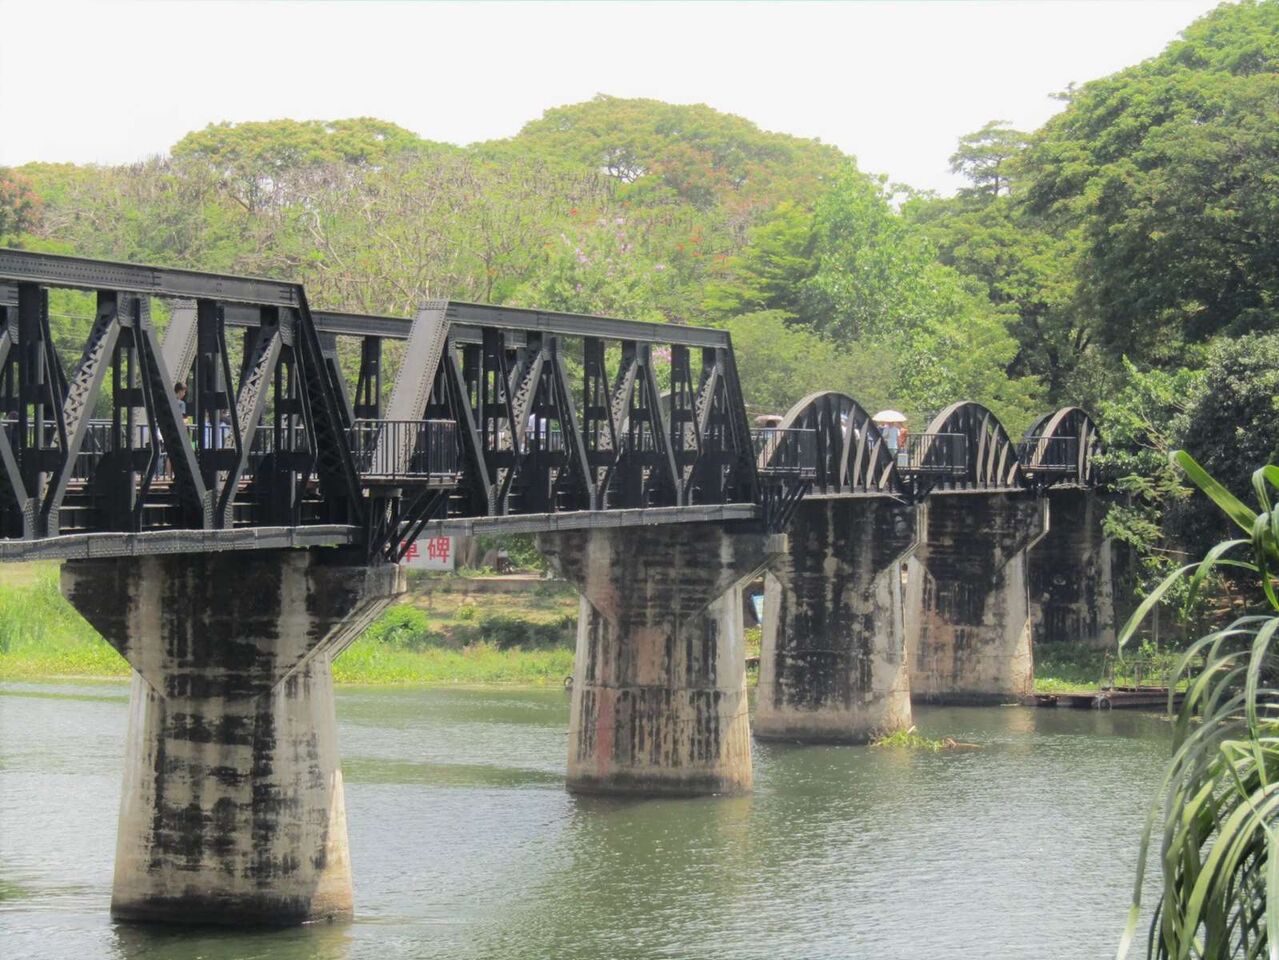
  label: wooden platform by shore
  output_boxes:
[1027,687,1183,710]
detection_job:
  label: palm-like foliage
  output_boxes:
[1119,454,1279,959]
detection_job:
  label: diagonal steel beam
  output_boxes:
[217,319,282,527]
[44,291,128,533]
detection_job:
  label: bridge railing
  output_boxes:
[896,433,969,476]
[63,418,464,485]
[1017,435,1079,474]
[348,419,460,482]
[753,428,818,479]
[522,421,566,454]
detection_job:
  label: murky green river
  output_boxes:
[0,683,1168,959]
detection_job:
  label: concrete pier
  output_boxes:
[905,495,1047,703]
[537,523,781,796]
[1028,489,1115,649]
[62,550,403,926]
[755,498,918,743]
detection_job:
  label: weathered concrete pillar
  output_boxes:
[537,522,782,796]
[61,550,403,926]
[1028,488,1115,649]
[904,494,1047,703]
[755,498,918,743]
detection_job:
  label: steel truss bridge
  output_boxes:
[0,250,1099,563]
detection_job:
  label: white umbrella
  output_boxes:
[872,409,908,424]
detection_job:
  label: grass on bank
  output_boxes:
[1033,641,1104,693]
[0,563,128,680]
[1031,640,1189,695]
[0,562,576,685]
[0,561,1177,692]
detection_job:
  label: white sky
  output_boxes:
[0,0,1225,195]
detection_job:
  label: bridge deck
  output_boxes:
[0,503,761,561]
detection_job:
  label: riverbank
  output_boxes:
[0,562,1108,691]
[0,563,577,685]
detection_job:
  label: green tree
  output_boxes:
[703,202,813,321]
[495,95,844,215]
[723,311,895,416]
[1170,333,1279,556]
[907,191,1092,402]
[172,117,449,213]
[0,168,41,239]
[1022,0,1279,364]
[1095,359,1203,601]
[800,170,1042,428]
[948,121,1028,201]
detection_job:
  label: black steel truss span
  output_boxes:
[0,251,364,552]
[0,249,779,560]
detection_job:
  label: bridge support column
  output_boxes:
[537,523,782,796]
[905,494,1047,703]
[755,498,918,743]
[61,550,403,927]
[1029,489,1115,649]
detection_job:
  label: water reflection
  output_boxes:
[110,921,354,960]
[1,683,1169,960]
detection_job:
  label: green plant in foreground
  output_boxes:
[1118,452,1279,959]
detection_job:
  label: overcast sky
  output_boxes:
[0,0,1225,195]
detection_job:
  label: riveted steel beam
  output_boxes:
[0,249,300,306]
[299,303,729,347]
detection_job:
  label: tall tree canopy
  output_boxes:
[1021,0,1279,364]
[948,121,1028,201]
[0,169,41,239]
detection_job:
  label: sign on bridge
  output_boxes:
[401,536,454,571]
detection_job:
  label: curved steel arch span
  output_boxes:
[763,391,901,495]
[1021,406,1100,488]
[757,394,1103,499]
[921,401,1023,491]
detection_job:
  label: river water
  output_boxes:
[0,683,1168,960]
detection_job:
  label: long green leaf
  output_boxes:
[1119,562,1197,649]
[1176,450,1258,534]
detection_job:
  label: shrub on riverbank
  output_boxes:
[1032,642,1104,692]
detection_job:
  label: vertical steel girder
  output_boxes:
[688,346,756,506]
[440,346,492,517]
[193,299,237,507]
[0,299,31,537]
[353,336,382,420]
[669,345,702,498]
[15,285,67,533]
[252,334,309,527]
[220,310,282,527]
[480,328,518,510]
[582,337,617,495]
